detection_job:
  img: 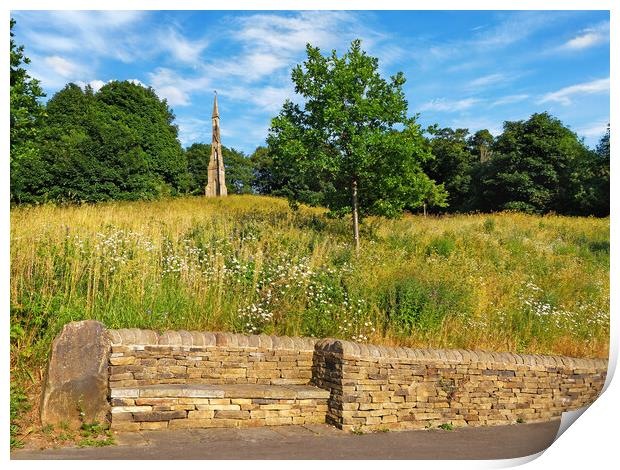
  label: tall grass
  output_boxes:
[11,195,609,385]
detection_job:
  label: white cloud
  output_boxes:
[43,56,83,77]
[490,94,530,107]
[26,53,92,89]
[538,78,610,106]
[419,98,479,112]
[561,21,609,50]
[467,73,507,89]
[218,11,397,83]
[471,12,555,49]
[75,79,146,93]
[158,28,209,64]
[235,11,355,55]
[176,117,211,146]
[25,32,77,53]
[148,68,210,106]
[412,11,562,70]
[157,86,191,106]
[219,84,295,113]
[577,120,609,139]
[215,52,290,82]
[75,79,106,92]
[13,10,147,64]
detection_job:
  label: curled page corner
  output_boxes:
[555,406,589,441]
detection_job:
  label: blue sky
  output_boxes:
[11,10,610,154]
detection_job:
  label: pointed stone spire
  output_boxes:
[212,91,219,118]
[205,91,227,197]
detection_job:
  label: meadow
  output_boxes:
[11,195,609,384]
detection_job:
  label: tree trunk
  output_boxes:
[351,178,360,255]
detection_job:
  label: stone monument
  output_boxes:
[205,91,227,197]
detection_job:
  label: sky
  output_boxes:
[11,10,610,154]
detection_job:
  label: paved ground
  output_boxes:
[11,420,560,460]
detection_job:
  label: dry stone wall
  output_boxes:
[107,329,317,388]
[110,384,329,431]
[312,339,608,432]
[106,328,324,430]
[40,322,608,433]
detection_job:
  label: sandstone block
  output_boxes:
[214,410,250,419]
[40,320,111,429]
[140,421,169,430]
[188,410,215,419]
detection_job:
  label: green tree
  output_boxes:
[186,143,211,192]
[268,40,445,252]
[424,126,477,212]
[186,143,255,194]
[572,125,609,216]
[478,112,591,214]
[250,146,277,195]
[32,81,188,202]
[10,18,46,203]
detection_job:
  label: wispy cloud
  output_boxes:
[490,94,530,107]
[538,77,609,105]
[561,21,609,50]
[148,68,210,106]
[27,53,92,89]
[467,73,507,89]
[75,79,106,92]
[419,98,479,112]
[15,11,147,63]
[475,12,565,51]
[158,27,209,64]
[219,85,296,113]
[176,117,211,146]
[576,120,609,139]
[43,56,83,78]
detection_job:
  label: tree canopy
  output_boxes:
[423,126,477,212]
[476,113,594,214]
[12,81,188,203]
[267,39,446,251]
[10,18,46,202]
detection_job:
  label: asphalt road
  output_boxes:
[11,420,560,460]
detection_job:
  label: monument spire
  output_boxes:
[205,91,227,197]
[212,90,219,118]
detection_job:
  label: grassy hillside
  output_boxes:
[11,195,609,380]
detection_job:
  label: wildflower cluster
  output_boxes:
[519,281,609,337]
[94,228,155,272]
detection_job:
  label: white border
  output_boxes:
[3,2,616,469]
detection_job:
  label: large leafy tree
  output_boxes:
[186,143,254,194]
[571,125,609,216]
[478,112,592,214]
[10,18,46,203]
[250,146,280,195]
[268,40,445,251]
[31,81,188,202]
[424,126,477,212]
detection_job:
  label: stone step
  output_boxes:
[110,384,331,431]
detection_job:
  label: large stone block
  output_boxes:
[40,320,111,428]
